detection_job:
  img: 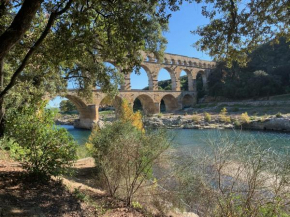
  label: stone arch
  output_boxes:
[182,94,194,108]
[133,64,154,90]
[48,93,97,129]
[178,69,194,91]
[99,95,123,118]
[133,94,157,115]
[64,94,88,110]
[160,94,179,113]
[157,67,177,91]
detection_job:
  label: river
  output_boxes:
[60,125,290,153]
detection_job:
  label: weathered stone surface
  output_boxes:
[46,53,215,129]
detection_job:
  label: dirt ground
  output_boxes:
[0,155,147,217]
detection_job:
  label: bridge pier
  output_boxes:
[74,105,98,129]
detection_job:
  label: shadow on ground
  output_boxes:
[0,171,85,217]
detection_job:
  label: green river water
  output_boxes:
[60,125,290,153]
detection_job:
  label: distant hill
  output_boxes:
[207,37,290,100]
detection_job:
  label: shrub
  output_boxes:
[88,121,170,205]
[233,119,241,127]
[204,112,211,122]
[276,112,283,118]
[120,99,144,131]
[173,133,290,216]
[219,115,231,123]
[192,115,200,124]
[220,107,227,115]
[240,112,250,124]
[5,104,77,179]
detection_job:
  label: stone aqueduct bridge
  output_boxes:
[61,53,216,129]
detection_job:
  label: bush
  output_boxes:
[88,121,170,206]
[173,133,290,216]
[204,112,211,122]
[5,105,77,179]
[192,115,200,123]
[276,112,283,118]
[240,112,250,124]
[219,115,231,123]
[220,107,227,115]
[233,119,241,127]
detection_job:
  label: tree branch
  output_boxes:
[0,0,73,98]
[0,0,43,61]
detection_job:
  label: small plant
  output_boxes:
[132,201,143,209]
[204,112,211,122]
[184,112,188,116]
[276,112,283,118]
[233,119,241,127]
[157,113,163,118]
[240,112,250,124]
[220,107,227,115]
[219,107,231,123]
[192,115,200,124]
[219,115,231,123]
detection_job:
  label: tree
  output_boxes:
[59,100,77,113]
[0,0,189,135]
[5,103,76,179]
[193,0,290,66]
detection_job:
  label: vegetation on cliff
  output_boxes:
[207,37,290,100]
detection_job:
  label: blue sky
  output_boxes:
[49,2,211,107]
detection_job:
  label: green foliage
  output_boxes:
[240,112,250,124]
[207,38,290,100]
[192,115,200,124]
[157,113,163,118]
[219,114,231,123]
[88,121,170,205]
[276,112,283,118]
[0,1,189,133]
[233,119,241,127]
[220,107,227,115]
[5,104,77,179]
[204,112,211,122]
[59,100,77,113]
[193,0,290,66]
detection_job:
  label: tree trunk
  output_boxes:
[0,0,42,136]
[0,0,43,61]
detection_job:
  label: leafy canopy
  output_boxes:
[5,103,77,179]
[193,0,290,66]
[0,0,190,106]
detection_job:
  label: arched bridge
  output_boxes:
[55,53,215,129]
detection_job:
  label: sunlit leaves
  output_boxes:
[193,0,290,67]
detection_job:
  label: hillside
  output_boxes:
[207,37,290,100]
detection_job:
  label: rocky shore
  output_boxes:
[144,115,290,132]
[55,114,290,133]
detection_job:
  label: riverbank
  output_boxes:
[56,112,290,133]
[144,114,290,132]
[0,151,198,217]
